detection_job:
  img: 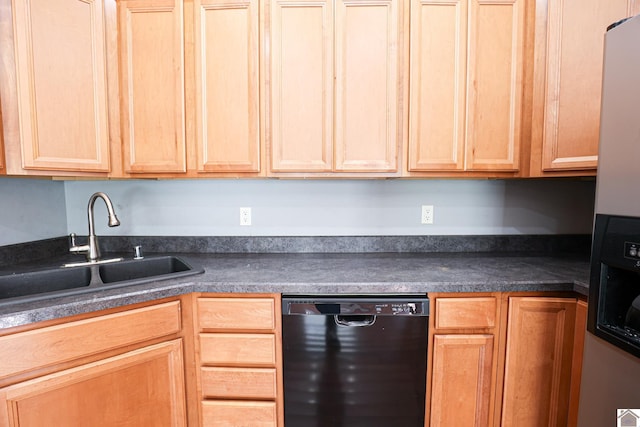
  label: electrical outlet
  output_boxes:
[421,205,434,224]
[240,207,251,226]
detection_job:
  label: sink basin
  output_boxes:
[0,255,203,304]
[0,267,92,300]
[98,256,202,285]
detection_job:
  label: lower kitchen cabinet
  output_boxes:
[0,291,587,427]
[431,334,495,426]
[500,296,585,427]
[428,295,501,427]
[0,299,186,427]
[193,294,283,427]
[428,293,586,427]
[0,340,186,427]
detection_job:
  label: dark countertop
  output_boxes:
[0,252,590,329]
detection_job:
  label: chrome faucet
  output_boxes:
[68,192,123,265]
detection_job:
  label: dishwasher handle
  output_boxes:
[335,314,376,327]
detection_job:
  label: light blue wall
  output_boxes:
[0,178,67,245]
[63,179,596,237]
[0,178,596,246]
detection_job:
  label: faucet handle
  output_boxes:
[69,233,90,255]
[133,245,144,260]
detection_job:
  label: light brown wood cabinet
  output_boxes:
[194,294,283,427]
[268,0,405,175]
[529,0,640,176]
[0,300,186,426]
[428,295,501,426]
[500,296,586,427]
[429,293,586,427]
[407,0,527,175]
[0,0,112,176]
[116,0,262,177]
[118,0,187,174]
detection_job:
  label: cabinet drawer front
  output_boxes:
[198,298,275,331]
[0,301,181,380]
[435,297,496,329]
[201,400,277,427]
[200,333,276,366]
[201,367,277,399]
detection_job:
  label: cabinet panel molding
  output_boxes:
[195,0,260,173]
[430,334,494,426]
[466,0,524,171]
[501,297,577,427]
[408,0,467,171]
[119,0,187,173]
[540,0,632,171]
[334,0,400,172]
[8,0,110,172]
[269,0,334,172]
[0,340,186,427]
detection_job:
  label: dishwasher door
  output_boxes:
[282,296,429,427]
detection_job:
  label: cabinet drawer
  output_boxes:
[198,298,275,331]
[201,400,277,427]
[201,367,277,399]
[435,297,497,329]
[0,301,181,380]
[200,333,276,366]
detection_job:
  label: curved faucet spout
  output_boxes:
[87,192,120,237]
[84,192,120,262]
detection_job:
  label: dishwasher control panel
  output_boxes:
[283,296,430,316]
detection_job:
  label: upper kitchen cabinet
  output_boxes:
[118,0,187,174]
[116,0,262,177]
[193,0,261,174]
[0,0,112,176]
[268,0,406,176]
[407,0,527,176]
[528,0,640,176]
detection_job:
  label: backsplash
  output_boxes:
[0,234,591,268]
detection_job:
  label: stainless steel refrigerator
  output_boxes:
[578,14,640,427]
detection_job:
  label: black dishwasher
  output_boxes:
[282,296,429,427]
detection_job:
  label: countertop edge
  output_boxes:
[0,277,586,330]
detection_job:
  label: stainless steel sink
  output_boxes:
[0,256,203,304]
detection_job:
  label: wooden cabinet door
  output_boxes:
[408,0,523,173]
[334,0,401,172]
[465,0,524,172]
[539,0,636,172]
[194,0,260,173]
[408,0,467,172]
[0,340,186,427]
[7,0,110,173]
[119,0,187,174]
[501,297,577,427]
[269,0,334,172]
[430,334,494,427]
